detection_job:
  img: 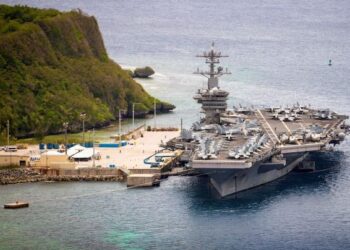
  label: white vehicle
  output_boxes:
[5,145,17,152]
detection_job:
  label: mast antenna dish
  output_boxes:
[194,43,231,89]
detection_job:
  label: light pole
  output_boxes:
[180,117,183,139]
[92,128,95,168]
[132,102,142,131]
[6,120,9,146]
[153,98,157,130]
[118,109,127,147]
[80,112,86,146]
[63,122,69,155]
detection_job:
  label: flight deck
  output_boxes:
[191,105,348,167]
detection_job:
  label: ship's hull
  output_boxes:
[196,153,308,197]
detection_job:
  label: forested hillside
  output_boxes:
[0,5,174,139]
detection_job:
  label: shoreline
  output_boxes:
[0,168,125,185]
[14,109,174,141]
[14,112,175,145]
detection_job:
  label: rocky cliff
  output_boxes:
[0,5,174,139]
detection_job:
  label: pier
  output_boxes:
[0,129,182,188]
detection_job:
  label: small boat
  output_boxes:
[4,201,29,209]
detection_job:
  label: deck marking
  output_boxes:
[298,121,306,130]
[280,120,292,134]
[280,120,301,145]
[256,109,281,144]
[325,119,343,135]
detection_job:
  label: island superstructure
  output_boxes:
[173,44,349,197]
[193,43,230,124]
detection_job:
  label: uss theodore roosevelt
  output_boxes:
[173,44,349,197]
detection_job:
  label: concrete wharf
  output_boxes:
[1,130,182,188]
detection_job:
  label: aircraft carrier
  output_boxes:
[172,44,349,197]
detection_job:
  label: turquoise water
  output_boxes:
[1,0,350,249]
[1,151,350,249]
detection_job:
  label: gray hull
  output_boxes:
[204,153,308,197]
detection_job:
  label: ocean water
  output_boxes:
[1,0,350,249]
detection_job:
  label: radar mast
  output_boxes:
[194,42,231,90]
[193,43,231,124]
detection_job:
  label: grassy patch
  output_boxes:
[0,164,20,170]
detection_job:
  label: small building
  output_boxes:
[71,148,99,162]
[35,151,75,169]
[0,154,30,167]
[67,144,85,157]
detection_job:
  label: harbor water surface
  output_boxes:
[1,0,350,249]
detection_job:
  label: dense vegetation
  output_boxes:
[0,5,174,142]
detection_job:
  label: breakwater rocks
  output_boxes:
[0,168,46,185]
[46,175,124,182]
[0,168,125,185]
